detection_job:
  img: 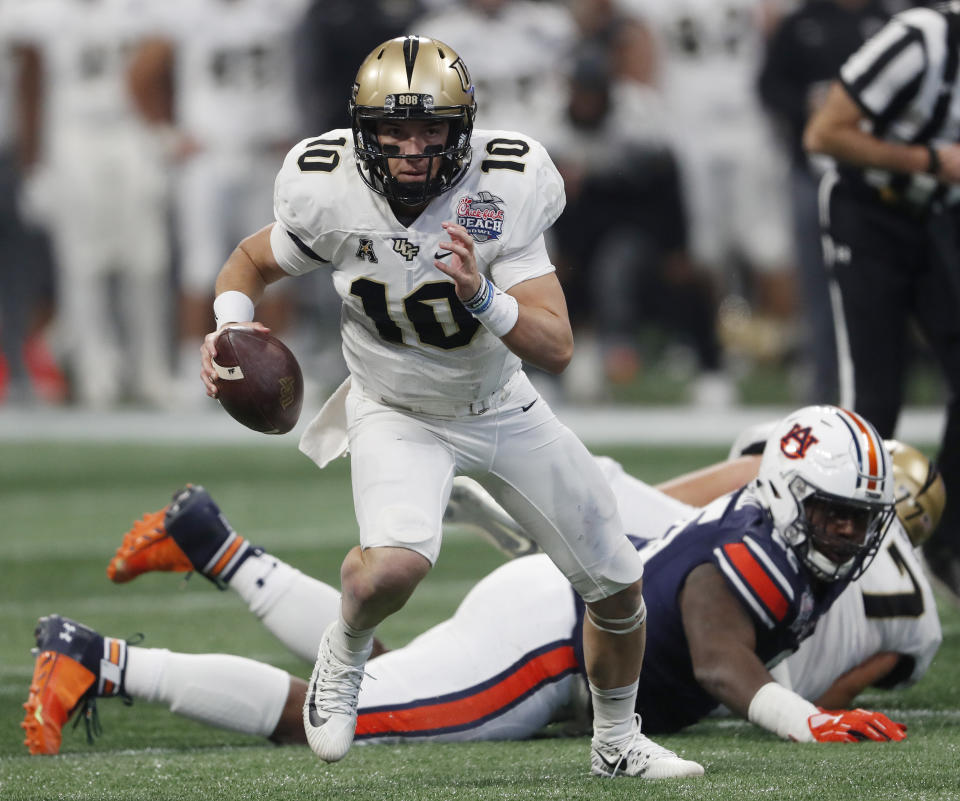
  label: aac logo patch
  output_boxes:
[356,239,379,263]
[456,191,505,243]
[780,423,819,460]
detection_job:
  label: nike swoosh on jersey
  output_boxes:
[521,399,538,412]
[434,250,453,260]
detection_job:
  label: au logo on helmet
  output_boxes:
[780,424,819,460]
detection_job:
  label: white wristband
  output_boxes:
[213,291,255,329]
[747,681,819,742]
[461,275,519,338]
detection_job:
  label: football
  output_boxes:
[212,327,304,434]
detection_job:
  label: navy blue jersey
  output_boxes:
[574,486,848,733]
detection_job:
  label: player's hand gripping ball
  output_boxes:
[212,327,304,434]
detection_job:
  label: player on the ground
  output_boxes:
[451,437,944,711]
[23,406,922,757]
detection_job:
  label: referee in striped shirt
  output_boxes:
[804,1,960,600]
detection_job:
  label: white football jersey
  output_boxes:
[772,523,942,701]
[412,1,576,141]
[626,0,772,134]
[270,128,564,405]
[2,0,163,136]
[156,0,309,149]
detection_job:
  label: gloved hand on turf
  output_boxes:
[807,708,907,742]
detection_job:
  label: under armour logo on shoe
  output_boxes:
[59,622,77,643]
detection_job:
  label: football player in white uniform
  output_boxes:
[410,0,577,141]
[22,416,938,756]
[128,0,313,403]
[625,0,796,342]
[197,36,699,777]
[5,0,174,407]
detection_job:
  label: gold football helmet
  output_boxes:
[885,440,946,546]
[350,35,477,204]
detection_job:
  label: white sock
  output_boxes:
[327,615,375,667]
[124,646,290,738]
[228,551,341,663]
[590,680,640,743]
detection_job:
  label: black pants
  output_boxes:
[823,178,960,556]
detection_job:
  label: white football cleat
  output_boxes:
[303,623,366,762]
[444,476,540,559]
[591,716,704,779]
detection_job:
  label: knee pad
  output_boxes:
[586,597,647,635]
[374,504,435,547]
[361,504,441,564]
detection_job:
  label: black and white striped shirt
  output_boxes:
[838,3,960,207]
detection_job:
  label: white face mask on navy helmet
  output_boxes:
[755,405,895,581]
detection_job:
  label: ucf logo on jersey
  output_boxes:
[392,238,420,261]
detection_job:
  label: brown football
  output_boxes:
[212,327,304,434]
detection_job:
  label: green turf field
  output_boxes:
[1,441,958,801]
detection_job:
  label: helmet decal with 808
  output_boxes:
[350,35,477,206]
[756,405,896,582]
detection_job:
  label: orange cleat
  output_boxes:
[107,486,259,589]
[22,650,95,755]
[22,615,127,755]
[107,507,192,583]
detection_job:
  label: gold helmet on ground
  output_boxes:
[350,35,477,204]
[885,440,946,546]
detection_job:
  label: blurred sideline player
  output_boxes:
[540,52,724,404]
[127,0,312,404]
[411,0,577,142]
[5,0,174,407]
[626,0,798,366]
[22,407,937,755]
[0,4,37,404]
